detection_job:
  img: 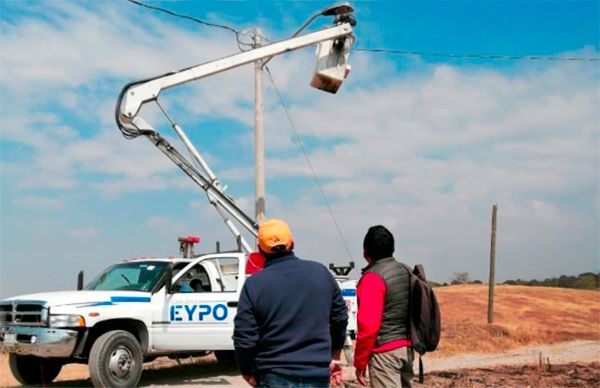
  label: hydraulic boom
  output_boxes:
[115,5,355,253]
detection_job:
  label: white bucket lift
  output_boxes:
[311,34,354,94]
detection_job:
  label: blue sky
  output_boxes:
[0,0,598,298]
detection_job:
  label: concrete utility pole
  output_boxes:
[253,28,265,225]
[488,204,498,324]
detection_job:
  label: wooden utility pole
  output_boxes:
[253,28,265,224]
[488,204,498,324]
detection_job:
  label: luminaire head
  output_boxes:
[289,2,355,39]
[320,2,354,16]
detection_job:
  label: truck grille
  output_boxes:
[0,301,48,326]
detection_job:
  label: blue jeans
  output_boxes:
[257,372,329,388]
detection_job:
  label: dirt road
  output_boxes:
[425,339,600,372]
[1,340,598,387]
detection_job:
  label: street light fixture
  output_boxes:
[321,2,354,17]
[290,2,355,38]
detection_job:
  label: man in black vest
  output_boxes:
[233,219,348,387]
[354,225,413,387]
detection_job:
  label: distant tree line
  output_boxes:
[427,272,599,290]
[429,272,483,288]
[502,272,599,290]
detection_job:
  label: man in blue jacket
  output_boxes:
[233,219,348,387]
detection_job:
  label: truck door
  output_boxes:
[150,254,244,352]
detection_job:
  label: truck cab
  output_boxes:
[0,252,246,387]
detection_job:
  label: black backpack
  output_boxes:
[402,264,441,383]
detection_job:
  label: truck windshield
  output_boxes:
[85,262,169,292]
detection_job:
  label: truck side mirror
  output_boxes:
[77,270,84,291]
[165,265,173,294]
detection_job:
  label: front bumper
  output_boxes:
[0,325,78,358]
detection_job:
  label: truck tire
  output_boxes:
[88,330,143,388]
[214,350,237,365]
[8,354,62,384]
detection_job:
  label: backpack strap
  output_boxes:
[418,354,424,384]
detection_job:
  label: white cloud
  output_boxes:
[0,1,249,196]
[12,195,64,209]
[0,2,240,92]
[0,1,597,290]
[251,56,599,282]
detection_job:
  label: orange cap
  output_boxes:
[258,219,293,254]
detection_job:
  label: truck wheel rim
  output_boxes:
[108,346,134,379]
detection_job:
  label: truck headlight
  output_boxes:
[49,314,86,328]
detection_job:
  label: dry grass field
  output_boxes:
[433,285,600,357]
[0,285,598,386]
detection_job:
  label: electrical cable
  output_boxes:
[125,0,260,51]
[264,66,354,261]
[125,0,597,62]
[125,0,239,35]
[354,48,600,62]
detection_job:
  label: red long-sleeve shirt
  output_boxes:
[353,272,411,371]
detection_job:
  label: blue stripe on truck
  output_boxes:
[110,296,151,303]
[77,301,113,308]
[342,289,356,297]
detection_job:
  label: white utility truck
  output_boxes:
[1,3,357,387]
[1,238,357,387]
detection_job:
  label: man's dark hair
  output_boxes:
[260,243,294,260]
[363,225,394,261]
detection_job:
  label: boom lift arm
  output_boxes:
[115,6,355,253]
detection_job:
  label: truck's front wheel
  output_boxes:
[88,330,143,388]
[8,354,62,384]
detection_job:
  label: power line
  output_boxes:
[128,0,596,63]
[264,66,354,262]
[124,0,256,49]
[354,48,600,62]
[126,0,239,35]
